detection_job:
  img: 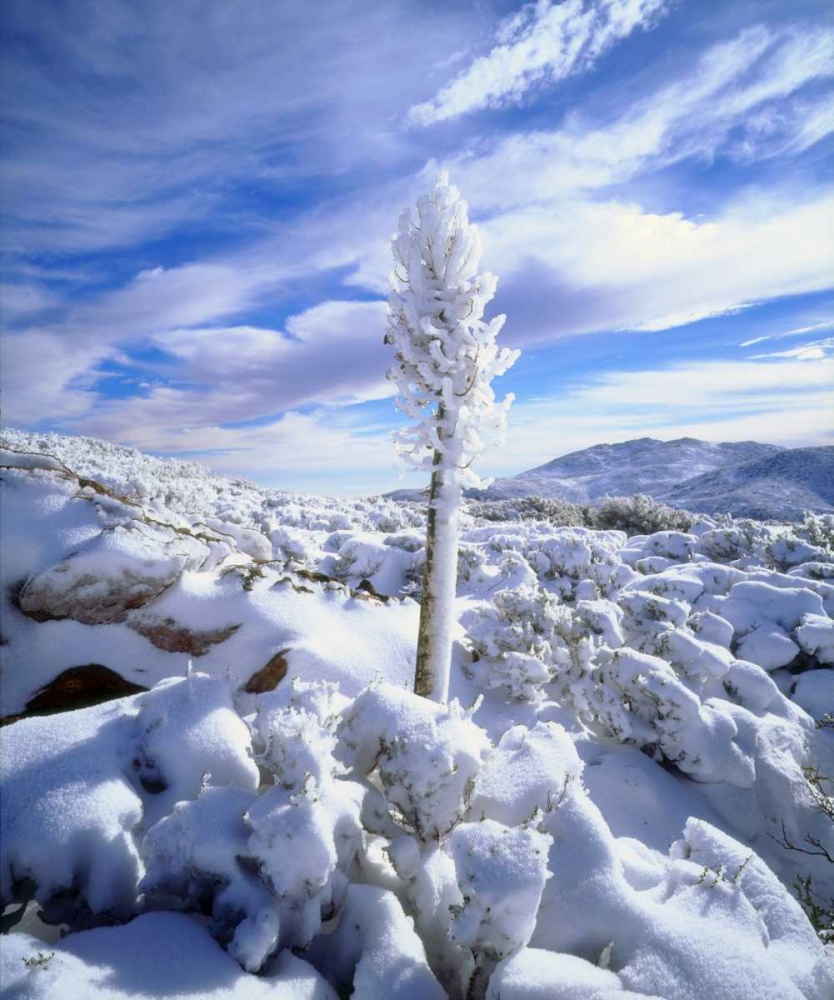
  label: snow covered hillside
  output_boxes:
[1,430,833,999]
[479,437,784,503]
[390,437,834,520]
[659,446,834,520]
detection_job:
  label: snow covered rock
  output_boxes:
[18,522,215,626]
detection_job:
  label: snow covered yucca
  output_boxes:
[386,172,519,702]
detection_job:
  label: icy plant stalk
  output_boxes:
[386,172,519,702]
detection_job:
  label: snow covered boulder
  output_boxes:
[18,522,213,625]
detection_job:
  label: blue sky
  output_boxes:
[1,0,832,494]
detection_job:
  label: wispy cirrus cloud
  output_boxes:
[447,23,834,210]
[0,0,473,255]
[408,0,670,126]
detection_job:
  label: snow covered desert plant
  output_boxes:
[386,171,519,702]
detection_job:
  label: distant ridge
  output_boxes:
[388,437,833,519]
[479,437,783,504]
[655,446,834,520]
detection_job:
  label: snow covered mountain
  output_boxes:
[656,446,834,520]
[483,437,783,504]
[390,437,833,520]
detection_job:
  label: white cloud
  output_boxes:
[43,300,391,461]
[750,336,834,361]
[408,0,669,126]
[484,188,834,339]
[0,283,60,323]
[69,353,831,493]
[149,300,392,417]
[0,0,475,254]
[740,319,834,347]
[0,331,105,424]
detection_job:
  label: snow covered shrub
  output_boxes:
[306,884,446,1000]
[338,682,490,841]
[591,493,696,536]
[462,586,570,701]
[142,679,365,972]
[590,647,756,785]
[267,524,319,566]
[466,495,589,527]
[386,171,519,701]
[796,614,834,665]
[330,532,423,595]
[448,819,552,998]
[337,687,576,998]
[133,672,259,818]
[795,513,834,553]
[524,528,633,599]
[1,700,145,923]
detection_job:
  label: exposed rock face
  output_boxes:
[127,615,240,656]
[244,649,291,694]
[1,665,147,725]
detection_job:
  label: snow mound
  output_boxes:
[0,911,336,999]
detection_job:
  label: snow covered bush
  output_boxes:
[462,586,571,701]
[141,678,365,973]
[4,429,834,1000]
[448,819,552,997]
[466,495,589,526]
[386,171,519,701]
[591,493,697,535]
[338,682,490,841]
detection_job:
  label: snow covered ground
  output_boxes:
[1,429,832,999]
